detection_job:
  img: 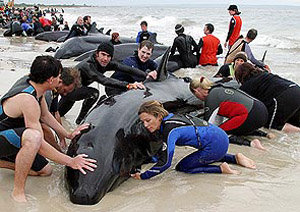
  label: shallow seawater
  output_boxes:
[1,4,300,211]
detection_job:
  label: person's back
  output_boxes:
[199,23,222,66]
[224,35,245,64]
[170,24,198,68]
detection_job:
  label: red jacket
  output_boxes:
[229,15,242,46]
[199,34,220,65]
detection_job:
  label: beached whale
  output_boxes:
[35,30,70,42]
[74,43,169,62]
[65,48,201,205]
[54,33,160,59]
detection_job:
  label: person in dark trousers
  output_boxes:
[235,62,300,133]
[58,42,150,124]
[224,4,242,48]
[169,24,198,68]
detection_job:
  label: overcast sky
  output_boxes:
[13,0,300,6]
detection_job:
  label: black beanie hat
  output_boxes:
[97,42,114,57]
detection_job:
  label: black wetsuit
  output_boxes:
[240,72,300,130]
[58,53,147,123]
[0,76,48,171]
[169,33,198,68]
[64,24,87,41]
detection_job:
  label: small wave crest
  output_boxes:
[255,35,300,51]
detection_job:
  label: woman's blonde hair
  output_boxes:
[189,76,213,93]
[138,100,169,118]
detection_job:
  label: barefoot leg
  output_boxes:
[236,153,256,169]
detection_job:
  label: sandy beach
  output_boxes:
[1,4,300,211]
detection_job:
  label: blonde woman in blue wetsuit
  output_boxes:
[131,100,256,180]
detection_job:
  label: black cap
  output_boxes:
[175,24,184,32]
[228,5,238,11]
[97,42,114,57]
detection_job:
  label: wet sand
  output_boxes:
[1,32,300,212]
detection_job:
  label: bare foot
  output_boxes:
[266,133,276,139]
[250,139,266,151]
[220,162,240,174]
[11,191,27,203]
[236,153,256,169]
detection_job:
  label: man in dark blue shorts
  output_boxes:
[0,56,97,202]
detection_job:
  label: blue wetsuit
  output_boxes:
[0,76,48,171]
[140,113,237,180]
[136,30,153,43]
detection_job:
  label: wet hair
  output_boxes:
[111,32,119,40]
[246,29,258,40]
[29,56,62,84]
[189,76,213,93]
[235,62,261,84]
[140,20,148,26]
[139,40,154,52]
[60,67,81,89]
[205,23,214,33]
[83,15,91,22]
[138,100,169,118]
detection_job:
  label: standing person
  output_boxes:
[44,67,81,151]
[189,76,271,150]
[58,42,149,124]
[0,56,97,202]
[136,20,153,43]
[107,40,157,96]
[198,23,223,66]
[235,62,300,133]
[224,5,242,49]
[169,24,198,68]
[131,100,256,180]
[224,29,271,71]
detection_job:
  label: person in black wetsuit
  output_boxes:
[0,56,96,202]
[44,67,81,151]
[169,24,198,68]
[64,16,87,41]
[190,76,274,150]
[235,62,300,133]
[58,42,149,124]
[131,100,256,180]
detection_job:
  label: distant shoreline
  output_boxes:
[14,3,93,8]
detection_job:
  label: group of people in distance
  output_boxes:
[1,4,300,203]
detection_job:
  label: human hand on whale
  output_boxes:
[67,123,91,139]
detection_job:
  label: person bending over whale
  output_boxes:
[131,100,256,180]
[235,62,300,133]
[44,67,81,151]
[0,56,97,202]
[189,76,274,150]
[58,42,150,124]
[106,40,158,96]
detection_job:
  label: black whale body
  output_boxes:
[55,33,160,59]
[65,48,200,205]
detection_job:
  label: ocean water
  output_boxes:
[0,4,300,212]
